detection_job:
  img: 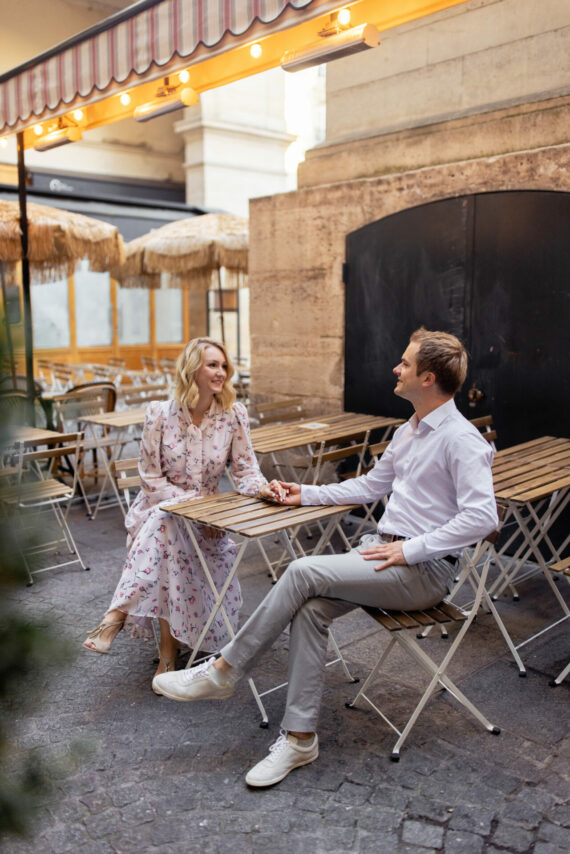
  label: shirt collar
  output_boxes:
[411,397,457,433]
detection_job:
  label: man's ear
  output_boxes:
[422,371,437,388]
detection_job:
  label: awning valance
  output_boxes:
[0,0,340,136]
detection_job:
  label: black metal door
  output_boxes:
[344,191,570,447]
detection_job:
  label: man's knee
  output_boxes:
[294,598,332,636]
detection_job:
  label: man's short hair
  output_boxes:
[410,328,468,395]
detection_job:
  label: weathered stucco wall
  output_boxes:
[248,143,570,415]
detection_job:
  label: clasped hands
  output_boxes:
[257,480,406,571]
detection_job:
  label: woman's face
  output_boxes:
[194,345,228,400]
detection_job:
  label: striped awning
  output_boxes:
[0,0,340,136]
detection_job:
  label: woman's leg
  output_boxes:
[155,617,178,675]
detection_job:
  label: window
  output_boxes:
[31,278,70,349]
[75,260,112,346]
[155,276,183,343]
[117,286,150,345]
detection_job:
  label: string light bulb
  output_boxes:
[250,43,262,59]
[337,8,351,27]
[33,124,43,136]
[178,69,190,84]
[119,92,131,106]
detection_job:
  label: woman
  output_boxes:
[83,337,273,687]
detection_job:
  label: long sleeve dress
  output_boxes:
[107,398,266,651]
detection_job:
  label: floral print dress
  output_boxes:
[108,398,266,651]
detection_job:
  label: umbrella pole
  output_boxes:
[17,132,35,426]
[217,268,226,345]
[0,262,17,386]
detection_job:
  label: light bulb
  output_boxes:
[250,43,262,59]
[178,69,190,84]
[120,92,131,106]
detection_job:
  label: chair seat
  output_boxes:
[0,479,73,505]
[363,601,466,631]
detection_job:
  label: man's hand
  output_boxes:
[359,540,407,571]
[274,481,302,506]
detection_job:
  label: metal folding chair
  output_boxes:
[0,431,89,584]
[346,543,501,760]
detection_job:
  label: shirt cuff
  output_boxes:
[401,537,425,565]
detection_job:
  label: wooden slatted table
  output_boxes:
[163,490,360,724]
[489,436,570,643]
[251,412,404,481]
[12,426,63,445]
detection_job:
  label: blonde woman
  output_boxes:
[84,338,271,687]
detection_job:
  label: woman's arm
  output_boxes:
[138,402,195,507]
[228,402,267,496]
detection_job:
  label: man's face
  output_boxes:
[393,341,426,401]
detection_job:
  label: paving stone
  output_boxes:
[332,780,373,805]
[406,795,454,824]
[1,504,567,853]
[443,830,485,854]
[491,820,535,851]
[533,845,570,854]
[548,803,570,828]
[447,804,495,836]
[537,820,570,847]
[401,820,445,848]
[501,799,543,829]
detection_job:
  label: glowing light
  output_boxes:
[337,8,351,26]
[72,109,84,121]
[178,69,190,84]
[250,43,262,59]
[33,124,43,136]
[0,137,8,148]
[119,92,131,106]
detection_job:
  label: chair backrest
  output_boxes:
[108,357,126,368]
[0,390,32,429]
[141,355,158,372]
[469,414,498,448]
[256,398,306,425]
[310,430,371,484]
[116,383,169,408]
[53,382,116,431]
[113,457,141,506]
[15,431,84,495]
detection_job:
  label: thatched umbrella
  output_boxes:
[0,200,125,416]
[111,213,248,344]
[0,200,124,283]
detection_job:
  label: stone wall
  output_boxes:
[248,142,570,415]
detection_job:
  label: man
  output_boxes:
[153,328,498,788]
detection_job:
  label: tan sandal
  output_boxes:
[83,620,124,655]
[152,657,176,694]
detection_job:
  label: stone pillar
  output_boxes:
[176,69,294,216]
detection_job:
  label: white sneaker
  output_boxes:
[152,657,236,701]
[245,731,319,787]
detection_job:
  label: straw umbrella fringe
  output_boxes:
[110,214,248,290]
[0,201,125,283]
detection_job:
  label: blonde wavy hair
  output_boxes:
[173,337,236,411]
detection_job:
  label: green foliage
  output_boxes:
[0,333,74,839]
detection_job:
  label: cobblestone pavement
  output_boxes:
[3,497,569,854]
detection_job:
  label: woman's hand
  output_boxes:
[257,481,288,503]
[257,480,301,505]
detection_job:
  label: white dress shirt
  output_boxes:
[301,399,498,564]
